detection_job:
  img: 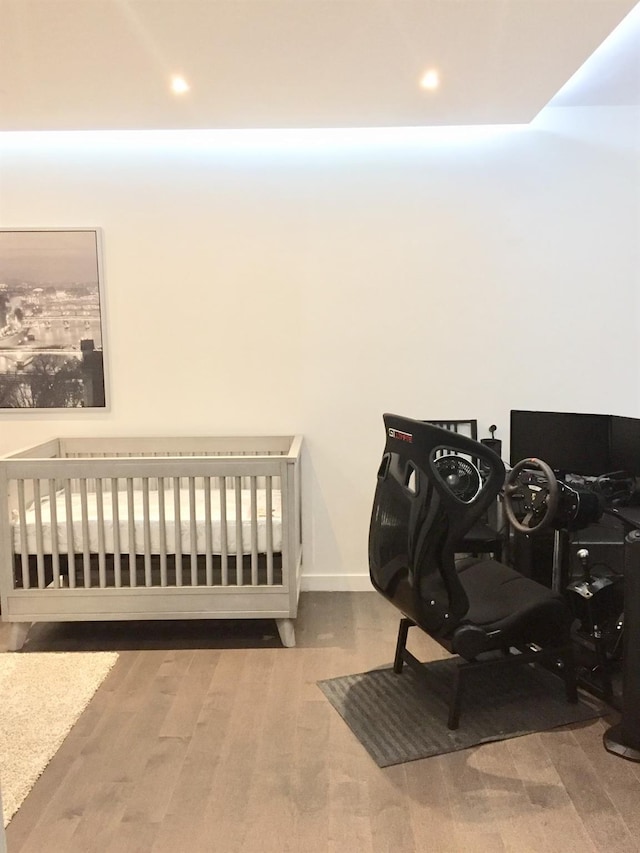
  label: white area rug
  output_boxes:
[0,651,118,827]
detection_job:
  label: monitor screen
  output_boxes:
[610,415,640,475]
[509,410,612,476]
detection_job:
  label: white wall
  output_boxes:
[1,104,639,587]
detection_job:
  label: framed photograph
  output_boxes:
[0,229,107,410]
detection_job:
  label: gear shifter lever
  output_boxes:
[573,548,593,598]
[577,548,592,585]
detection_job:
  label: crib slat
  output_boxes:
[96,478,106,588]
[64,480,76,588]
[220,477,228,586]
[235,476,243,586]
[158,477,167,586]
[80,480,91,588]
[111,478,122,588]
[204,476,212,586]
[189,477,197,586]
[250,478,258,585]
[127,478,136,587]
[173,477,183,587]
[48,479,61,588]
[32,480,46,589]
[17,480,29,589]
[143,477,152,586]
[266,476,274,585]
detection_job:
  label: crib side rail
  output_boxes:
[2,439,61,460]
[3,456,284,480]
[2,455,292,594]
[58,436,295,457]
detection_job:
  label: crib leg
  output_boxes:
[276,618,296,648]
[8,621,31,651]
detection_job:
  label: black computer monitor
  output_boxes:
[509,409,612,476]
[610,415,640,476]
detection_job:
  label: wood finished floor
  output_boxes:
[2,591,639,853]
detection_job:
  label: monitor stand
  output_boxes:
[551,529,565,593]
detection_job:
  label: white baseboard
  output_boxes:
[300,573,375,592]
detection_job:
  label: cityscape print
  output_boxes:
[0,229,106,409]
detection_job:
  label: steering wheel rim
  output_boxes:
[503,457,560,534]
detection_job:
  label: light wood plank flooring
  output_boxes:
[1,592,638,853]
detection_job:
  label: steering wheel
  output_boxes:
[503,458,560,534]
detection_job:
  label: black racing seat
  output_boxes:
[369,414,577,729]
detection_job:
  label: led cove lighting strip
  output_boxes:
[0,124,528,153]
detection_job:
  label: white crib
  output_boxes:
[0,435,303,649]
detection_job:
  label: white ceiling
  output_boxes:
[0,0,638,132]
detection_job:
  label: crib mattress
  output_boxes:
[13,488,282,556]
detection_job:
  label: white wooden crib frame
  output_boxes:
[0,435,303,650]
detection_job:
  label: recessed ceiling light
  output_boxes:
[170,75,190,95]
[420,69,440,91]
